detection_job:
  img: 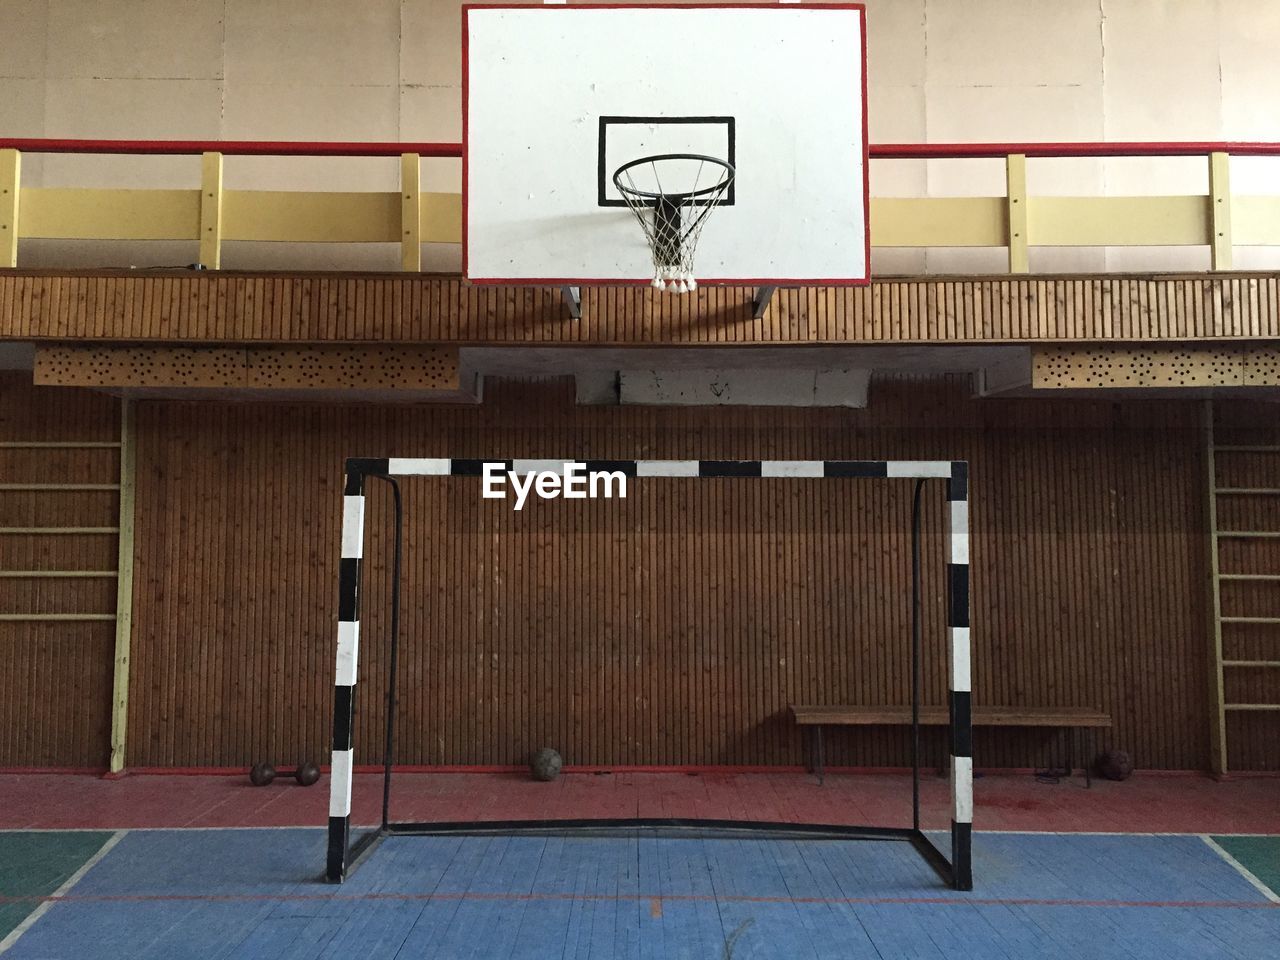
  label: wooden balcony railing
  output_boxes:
[2,139,1279,274]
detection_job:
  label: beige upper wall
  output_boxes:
[2,0,1278,272]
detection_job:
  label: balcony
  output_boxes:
[1,139,1279,352]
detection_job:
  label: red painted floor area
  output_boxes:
[2,771,1279,834]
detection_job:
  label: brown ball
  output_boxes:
[1095,750,1134,781]
[296,762,321,787]
[530,747,562,782]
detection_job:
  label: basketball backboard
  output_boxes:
[463,4,869,287]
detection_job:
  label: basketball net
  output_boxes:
[614,155,735,294]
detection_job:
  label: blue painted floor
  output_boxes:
[3,829,1278,959]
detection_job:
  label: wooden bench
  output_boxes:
[790,704,1112,786]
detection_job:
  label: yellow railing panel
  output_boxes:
[1233,196,1280,245]
[1029,196,1208,246]
[19,188,200,240]
[421,191,462,245]
[0,149,18,266]
[871,197,1007,247]
[223,191,400,243]
[0,142,1272,263]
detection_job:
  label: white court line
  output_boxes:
[1201,835,1280,904]
[966,829,1278,837]
[0,830,126,955]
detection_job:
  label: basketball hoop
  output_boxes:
[612,153,735,293]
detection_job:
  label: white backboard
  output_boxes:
[464,4,869,286]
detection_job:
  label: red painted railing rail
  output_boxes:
[0,139,465,157]
[871,141,1280,159]
[3,138,1280,158]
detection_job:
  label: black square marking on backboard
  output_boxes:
[598,116,736,208]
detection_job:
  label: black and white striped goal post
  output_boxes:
[326,458,972,890]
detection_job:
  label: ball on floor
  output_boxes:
[1095,749,1134,781]
[530,747,562,782]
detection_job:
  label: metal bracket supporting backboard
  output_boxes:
[752,286,778,319]
[562,286,582,320]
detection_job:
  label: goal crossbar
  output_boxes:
[326,457,972,890]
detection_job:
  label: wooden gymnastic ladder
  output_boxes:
[0,396,135,772]
[1205,400,1280,777]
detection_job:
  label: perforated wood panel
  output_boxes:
[245,346,456,390]
[1243,346,1280,386]
[35,346,247,388]
[34,345,458,393]
[1033,345,1280,389]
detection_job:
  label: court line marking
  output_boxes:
[0,889,1275,912]
[0,830,125,956]
[1201,834,1280,904]
[963,830,1280,837]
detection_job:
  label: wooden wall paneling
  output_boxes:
[1211,278,1227,337]
[168,403,191,766]
[2,277,17,336]
[155,277,172,339]
[1195,278,1209,337]
[1170,278,1184,339]
[1178,279,1192,339]
[146,403,173,764]
[178,404,203,769]
[22,376,1247,771]
[20,276,36,340]
[0,622,114,766]
[4,272,1280,345]
[42,274,56,338]
[4,277,17,334]
[222,408,244,760]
